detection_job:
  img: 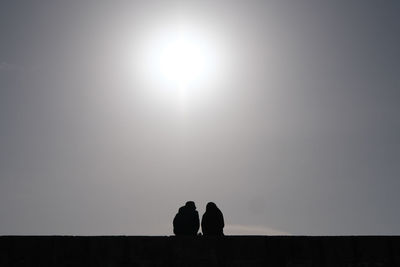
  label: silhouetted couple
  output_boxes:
[173,201,224,236]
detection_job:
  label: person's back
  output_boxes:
[173,201,199,236]
[201,202,224,236]
[173,206,186,235]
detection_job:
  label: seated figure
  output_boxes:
[173,201,200,236]
[201,202,224,236]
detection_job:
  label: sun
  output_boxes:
[136,20,226,110]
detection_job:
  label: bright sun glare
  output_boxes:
[137,20,226,110]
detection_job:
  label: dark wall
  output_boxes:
[1,236,399,266]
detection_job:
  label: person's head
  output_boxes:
[185,201,196,210]
[178,206,185,213]
[206,202,217,211]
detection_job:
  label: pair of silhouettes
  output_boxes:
[173,201,224,236]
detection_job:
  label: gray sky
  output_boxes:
[1,0,399,235]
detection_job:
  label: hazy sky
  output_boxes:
[1,0,399,235]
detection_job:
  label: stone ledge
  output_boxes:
[1,236,399,266]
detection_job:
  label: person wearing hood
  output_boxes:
[201,202,224,236]
[173,201,200,235]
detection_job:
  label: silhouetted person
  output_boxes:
[173,201,200,236]
[201,202,224,236]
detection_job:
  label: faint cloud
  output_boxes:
[225,224,290,235]
[0,62,21,71]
